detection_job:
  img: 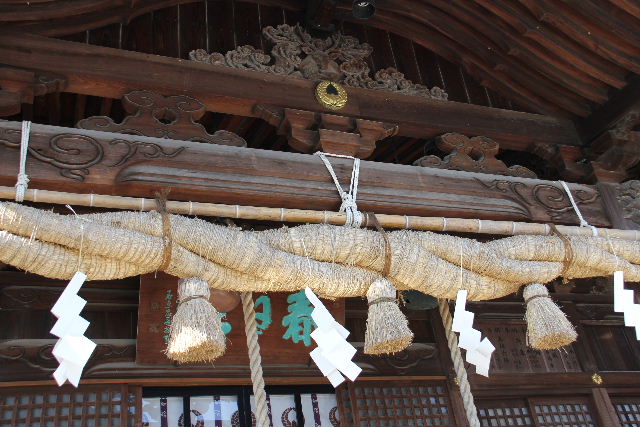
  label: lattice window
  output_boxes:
[531,400,595,427]
[337,381,455,426]
[612,397,640,427]
[0,385,140,427]
[476,399,533,427]
[477,397,597,427]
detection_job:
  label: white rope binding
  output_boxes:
[558,181,598,236]
[315,151,363,227]
[438,299,481,427]
[241,292,270,427]
[15,121,32,202]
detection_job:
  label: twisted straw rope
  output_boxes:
[241,292,270,427]
[438,299,480,427]
[0,202,639,300]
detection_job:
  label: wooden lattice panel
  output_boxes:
[476,321,581,374]
[476,399,534,427]
[0,385,140,427]
[612,397,640,427]
[530,398,596,427]
[338,380,455,427]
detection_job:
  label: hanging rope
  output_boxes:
[315,151,363,227]
[438,299,480,427]
[241,291,270,427]
[558,181,598,237]
[14,120,32,202]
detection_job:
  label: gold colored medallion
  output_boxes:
[315,81,348,110]
[591,372,603,385]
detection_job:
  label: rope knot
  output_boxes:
[316,151,363,228]
[339,193,357,210]
[14,121,32,203]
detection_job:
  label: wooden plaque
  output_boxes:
[136,273,345,365]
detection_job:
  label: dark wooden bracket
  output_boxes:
[0,66,67,116]
[415,133,536,178]
[532,143,589,182]
[77,90,247,146]
[255,104,398,158]
[587,108,640,183]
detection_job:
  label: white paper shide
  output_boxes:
[305,288,362,388]
[613,271,640,340]
[50,271,97,387]
[452,289,495,377]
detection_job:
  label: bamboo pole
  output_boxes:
[1,186,637,240]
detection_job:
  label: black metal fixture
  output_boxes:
[352,0,375,19]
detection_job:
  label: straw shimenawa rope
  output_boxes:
[1,202,639,303]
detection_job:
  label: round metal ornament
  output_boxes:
[315,81,348,110]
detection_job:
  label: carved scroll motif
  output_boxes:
[476,178,599,221]
[0,127,185,182]
[77,90,247,147]
[414,133,537,178]
[0,340,135,377]
[190,24,447,100]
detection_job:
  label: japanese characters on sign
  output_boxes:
[137,273,344,365]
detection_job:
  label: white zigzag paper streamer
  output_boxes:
[305,288,362,388]
[452,290,495,377]
[50,271,97,387]
[613,271,640,340]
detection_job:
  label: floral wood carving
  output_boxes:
[190,24,447,100]
[414,133,537,178]
[617,180,640,225]
[77,90,246,147]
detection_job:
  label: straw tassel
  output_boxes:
[364,278,414,354]
[523,283,577,350]
[166,277,226,363]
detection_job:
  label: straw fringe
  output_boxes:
[523,283,577,350]
[364,279,413,355]
[166,277,226,363]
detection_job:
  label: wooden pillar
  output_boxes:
[591,388,622,427]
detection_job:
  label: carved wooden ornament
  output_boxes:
[256,104,397,158]
[77,90,246,147]
[414,133,536,178]
[190,24,447,100]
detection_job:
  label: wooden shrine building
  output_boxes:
[0,1,639,426]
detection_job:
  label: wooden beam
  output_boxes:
[0,30,581,151]
[577,74,640,143]
[0,120,609,225]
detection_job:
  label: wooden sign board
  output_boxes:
[136,273,345,365]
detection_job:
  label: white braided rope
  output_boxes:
[241,291,270,427]
[438,299,480,427]
[558,181,598,237]
[315,151,363,227]
[14,121,32,202]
